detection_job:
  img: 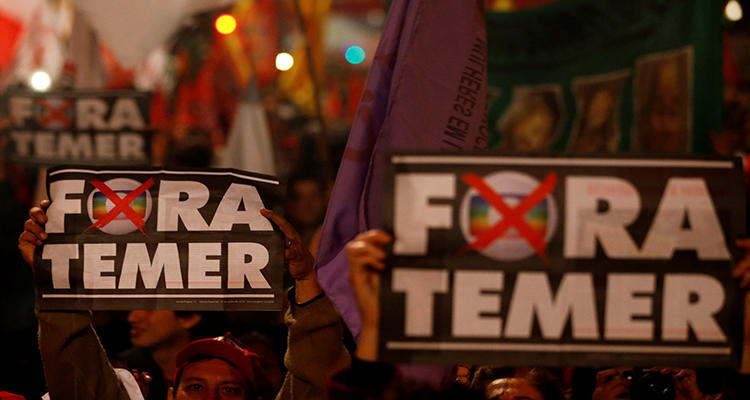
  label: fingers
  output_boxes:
[29,205,48,224]
[347,240,387,262]
[260,208,301,241]
[24,219,47,241]
[18,231,40,266]
[355,230,392,246]
[19,230,43,247]
[347,239,388,272]
[596,369,620,385]
[350,254,386,273]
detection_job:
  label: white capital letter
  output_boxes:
[118,133,147,160]
[188,242,221,289]
[47,180,85,233]
[119,243,183,289]
[76,98,108,130]
[10,131,33,156]
[641,178,730,260]
[452,271,503,338]
[83,243,116,289]
[157,181,210,231]
[42,244,79,289]
[209,184,272,231]
[605,273,655,340]
[505,272,599,339]
[228,243,270,289]
[392,268,448,337]
[565,177,641,259]
[10,97,32,126]
[393,174,455,255]
[663,274,726,342]
[108,98,145,130]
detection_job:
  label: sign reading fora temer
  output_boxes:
[380,154,745,368]
[36,167,283,311]
[5,90,151,165]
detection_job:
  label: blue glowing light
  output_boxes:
[344,46,365,64]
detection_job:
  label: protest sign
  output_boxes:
[35,167,283,311]
[4,90,151,165]
[380,153,745,367]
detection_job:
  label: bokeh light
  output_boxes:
[726,0,743,22]
[275,52,294,71]
[344,46,365,65]
[29,70,52,92]
[215,14,237,35]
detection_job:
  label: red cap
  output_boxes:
[0,392,25,400]
[174,333,260,390]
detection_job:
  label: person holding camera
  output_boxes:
[592,367,720,400]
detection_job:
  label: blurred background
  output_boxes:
[1,0,750,397]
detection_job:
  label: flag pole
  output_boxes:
[292,0,333,179]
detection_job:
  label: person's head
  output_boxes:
[454,365,473,386]
[486,377,544,400]
[128,310,202,349]
[476,367,563,400]
[170,334,260,400]
[284,174,327,228]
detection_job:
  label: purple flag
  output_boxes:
[315,0,488,337]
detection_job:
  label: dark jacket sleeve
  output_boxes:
[275,288,351,400]
[37,310,130,400]
[326,357,400,400]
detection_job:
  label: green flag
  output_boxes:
[486,0,722,154]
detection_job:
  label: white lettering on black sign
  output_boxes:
[35,167,283,311]
[4,90,151,165]
[380,154,744,368]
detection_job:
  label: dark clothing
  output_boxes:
[117,348,167,400]
[327,358,400,399]
[36,289,350,400]
[276,288,351,400]
[36,310,130,400]
[327,358,482,400]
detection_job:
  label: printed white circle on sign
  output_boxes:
[86,178,153,235]
[459,171,558,261]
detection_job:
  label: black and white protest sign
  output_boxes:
[35,167,283,311]
[380,154,745,368]
[4,90,151,165]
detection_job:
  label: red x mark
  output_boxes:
[84,178,154,236]
[459,172,558,263]
[38,99,73,128]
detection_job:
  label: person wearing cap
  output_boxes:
[170,333,262,399]
[19,203,350,400]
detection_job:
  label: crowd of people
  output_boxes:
[4,167,750,400]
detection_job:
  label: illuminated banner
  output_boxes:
[380,153,745,367]
[35,167,283,311]
[4,90,151,165]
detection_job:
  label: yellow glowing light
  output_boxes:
[29,70,52,92]
[215,14,237,35]
[275,52,294,71]
[726,0,743,22]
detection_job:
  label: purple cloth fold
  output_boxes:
[315,0,488,338]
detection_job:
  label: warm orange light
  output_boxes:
[215,14,237,35]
